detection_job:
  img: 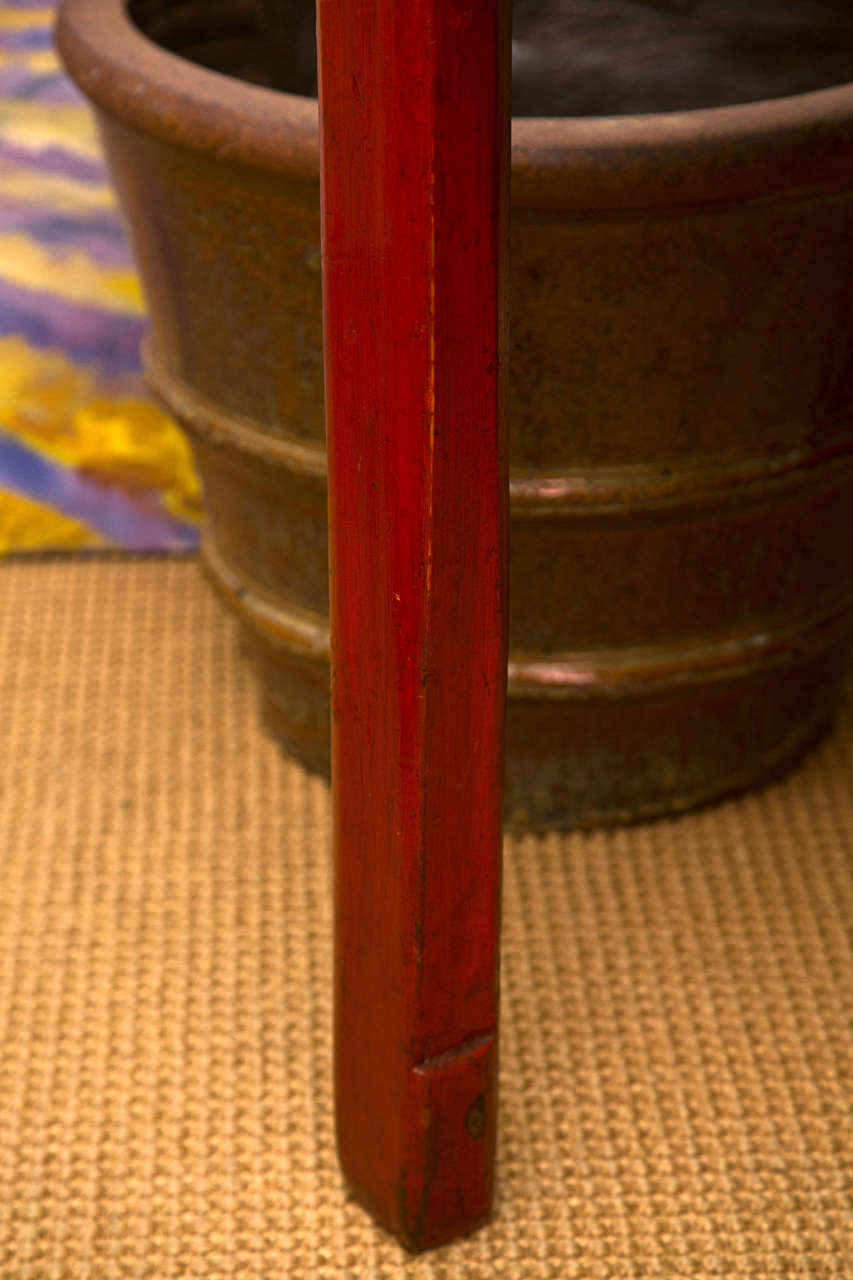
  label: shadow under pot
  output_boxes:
[58,0,853,828]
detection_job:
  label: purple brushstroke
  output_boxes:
[0,68,57,96]
[0,69,81,104]
[0,137,106,182]
[0,27,54,51]
[0,430,199,550]
[16,74,81,104]
[0,276,144,373]
[0,206,133,266]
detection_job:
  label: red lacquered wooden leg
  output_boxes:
[317,0,511,1252]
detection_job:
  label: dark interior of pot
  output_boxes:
[128,0,853,117]
[127,0,318,94]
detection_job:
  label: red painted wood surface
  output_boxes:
[317,0,511,1251]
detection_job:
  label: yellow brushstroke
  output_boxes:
[0,48,58,73]
[0,102,101,160]
[1,168,115,214]
[0,337,203,526]
[0,234,144,314]
[0,8,54,29]
[0,489,107,553]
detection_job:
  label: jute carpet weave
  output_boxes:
[0,555,850,1278]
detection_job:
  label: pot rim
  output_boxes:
[57,0,853,210]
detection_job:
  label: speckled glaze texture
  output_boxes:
[58,0,853,827]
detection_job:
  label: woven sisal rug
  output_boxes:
[0,555,850,1277]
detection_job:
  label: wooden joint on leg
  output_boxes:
[403,1035,498,1249]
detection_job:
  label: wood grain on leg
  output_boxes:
[317,0,511,1251]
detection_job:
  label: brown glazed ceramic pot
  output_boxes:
[59,0,853,827]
